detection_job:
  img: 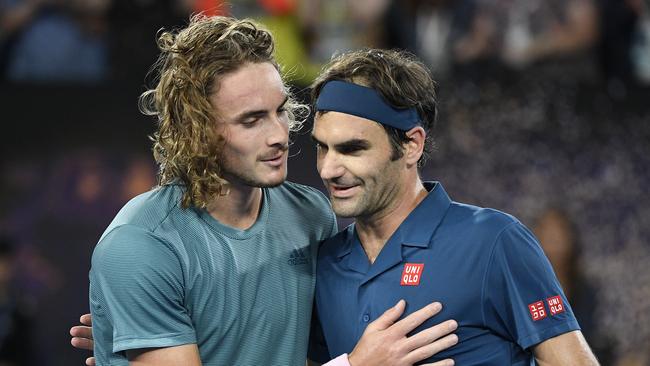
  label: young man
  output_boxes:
[307,49,600,365]
[72,16,457,366]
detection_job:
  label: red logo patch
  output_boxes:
[528,301,547,321]
[400,263,424,286]
[547,295,565,316]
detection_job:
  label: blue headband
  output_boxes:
[315,80,421,131]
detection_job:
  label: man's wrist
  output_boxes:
[323,353,350,366]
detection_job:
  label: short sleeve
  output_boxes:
[90,224,196,353]
[311,186,338,240]
[328,210,339,238]
[308,302,331,363]
[482,222,580,350]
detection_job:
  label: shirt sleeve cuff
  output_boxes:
[323,353,350,366]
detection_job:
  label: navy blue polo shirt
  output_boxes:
[309,182,580,365]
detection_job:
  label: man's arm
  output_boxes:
[69,314,203,366]
[77,301,457,366]
[126,344,201,366]
[533,330,599,365]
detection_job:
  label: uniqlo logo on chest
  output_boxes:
[400,263,424,286]
[547,295,565,315]
[528,301,547,321]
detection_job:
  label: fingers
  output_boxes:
[392,302,442,335]
[366,299,406,331]
[70,325,93,340]
[70,325,94,350]
[80,313,92,326]
[71,336,94,350]
[403,319,458,351]
[86,356,96,366]
[405,333,458,365]
[423,358,455,366]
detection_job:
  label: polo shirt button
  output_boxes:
[362,314,370,322]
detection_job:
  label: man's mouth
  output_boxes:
[260,151,286,167]
[329,184,360,198]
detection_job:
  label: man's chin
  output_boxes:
[330,200,361,218]
[257,179,285,188]
[255,173,288,188]
[223,171,287,189]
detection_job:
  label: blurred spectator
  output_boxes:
[382,0,418,54]
[533,208,612,364]
[118,154,156,204]
[188,0,229,17]
[0,0,110,83]
[229,0,323,86]
[0,236,36,366]
[597,0,650,97]
[630,0,650,85]
[230,0,395,86]
[597,0,640,88]
[534,208,582,300]
[0,151,131,363]
[298,0,390,62]
[453,0,599,80]
[409,0,476,77]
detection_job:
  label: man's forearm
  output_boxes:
[533,330,599,366]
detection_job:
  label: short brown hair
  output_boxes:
[311,49,437,165]
[140,15,306,209]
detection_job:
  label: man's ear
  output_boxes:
[404,126,425,166]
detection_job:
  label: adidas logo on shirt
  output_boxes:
[288,248,310,266]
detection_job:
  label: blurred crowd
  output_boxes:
[1,0,649,365]
[1,0,649,87]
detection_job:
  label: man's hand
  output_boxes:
[348,300,458,366]
[70,313,96,366]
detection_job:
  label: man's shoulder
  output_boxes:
[446,200,520,236]
[104,184,185,235]
[93,223,169,263]
[318,225,352,257]
[273,181,328,199]
[92,185,189,260]
[270,181,332,211]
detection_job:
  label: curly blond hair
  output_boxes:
[139,15,306,209]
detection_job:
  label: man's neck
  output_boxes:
[206,183,263,230]
[355,179,428,264]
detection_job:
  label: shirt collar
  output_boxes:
[335,181,452,260]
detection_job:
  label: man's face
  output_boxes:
[210,62,290,188]
[312,112,405,218]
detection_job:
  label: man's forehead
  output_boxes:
[313,111,385,141]
[210,63,285,117]
[218,67,283,97]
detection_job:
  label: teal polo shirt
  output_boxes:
[310,182,579,365]
[90,182,337,366]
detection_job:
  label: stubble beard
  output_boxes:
[220,162,287,189]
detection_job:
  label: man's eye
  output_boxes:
[243,118,259,126]
[339,147,361,154]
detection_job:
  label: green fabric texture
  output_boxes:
[90,182,337,365]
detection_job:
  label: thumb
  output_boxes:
[367,299,406,331]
